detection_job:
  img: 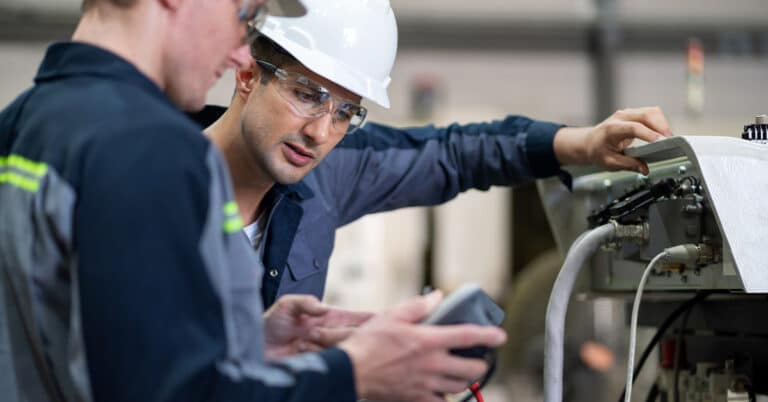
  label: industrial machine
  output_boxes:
[538,116,768,402]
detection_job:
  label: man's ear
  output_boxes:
[235,59,259,100]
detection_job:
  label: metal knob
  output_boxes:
[742,115,768,141]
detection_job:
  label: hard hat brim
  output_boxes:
[267,0,307,17]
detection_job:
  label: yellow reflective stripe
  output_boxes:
[222,201,242,233]
[0,172,40,192]
[223,201,239,216]
[223,217,244,233]
[0,154,48,177]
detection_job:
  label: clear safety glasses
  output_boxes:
[256,60,368,135]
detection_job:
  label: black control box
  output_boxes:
[421,284,505,359]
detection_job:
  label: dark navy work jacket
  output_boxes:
[0,43,355,402]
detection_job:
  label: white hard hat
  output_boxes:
[258,0,398,108]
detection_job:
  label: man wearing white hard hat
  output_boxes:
[199,0,672,305]
[0,0,506,402]
[198,0,670,398]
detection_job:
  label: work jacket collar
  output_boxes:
[35,42,168,104]
[271,181,314,202]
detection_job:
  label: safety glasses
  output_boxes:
[256,60,368,135]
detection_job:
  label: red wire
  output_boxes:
[469,382,484,402]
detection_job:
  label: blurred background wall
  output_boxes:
[1,1,767,400]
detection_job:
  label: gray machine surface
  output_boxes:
[539,135,768,293]
[537,129,768,400]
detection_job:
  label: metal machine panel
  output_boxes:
[539,135,768,293]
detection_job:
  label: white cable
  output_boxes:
[624,244,708,402]
[544,223,616,402]
[624,251,665,402]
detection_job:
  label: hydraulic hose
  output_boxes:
[543,223,617,402]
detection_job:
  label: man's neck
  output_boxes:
[72,4,166,91]
[206,101,275,226]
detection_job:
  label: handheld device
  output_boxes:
[421,283,505,359]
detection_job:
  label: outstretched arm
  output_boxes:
[323,115,564,225]
[321,106,671,225]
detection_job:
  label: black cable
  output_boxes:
[745,382,757,402]
[673,303,696,402]
[460,353,497,402]
[618,291,713,402]
[645,382,660,402]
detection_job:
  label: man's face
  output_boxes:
[238,62,362,184]
[165,0,256,110]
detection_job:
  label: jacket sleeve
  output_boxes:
[74,124,356,402]
[318,115,566,226]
